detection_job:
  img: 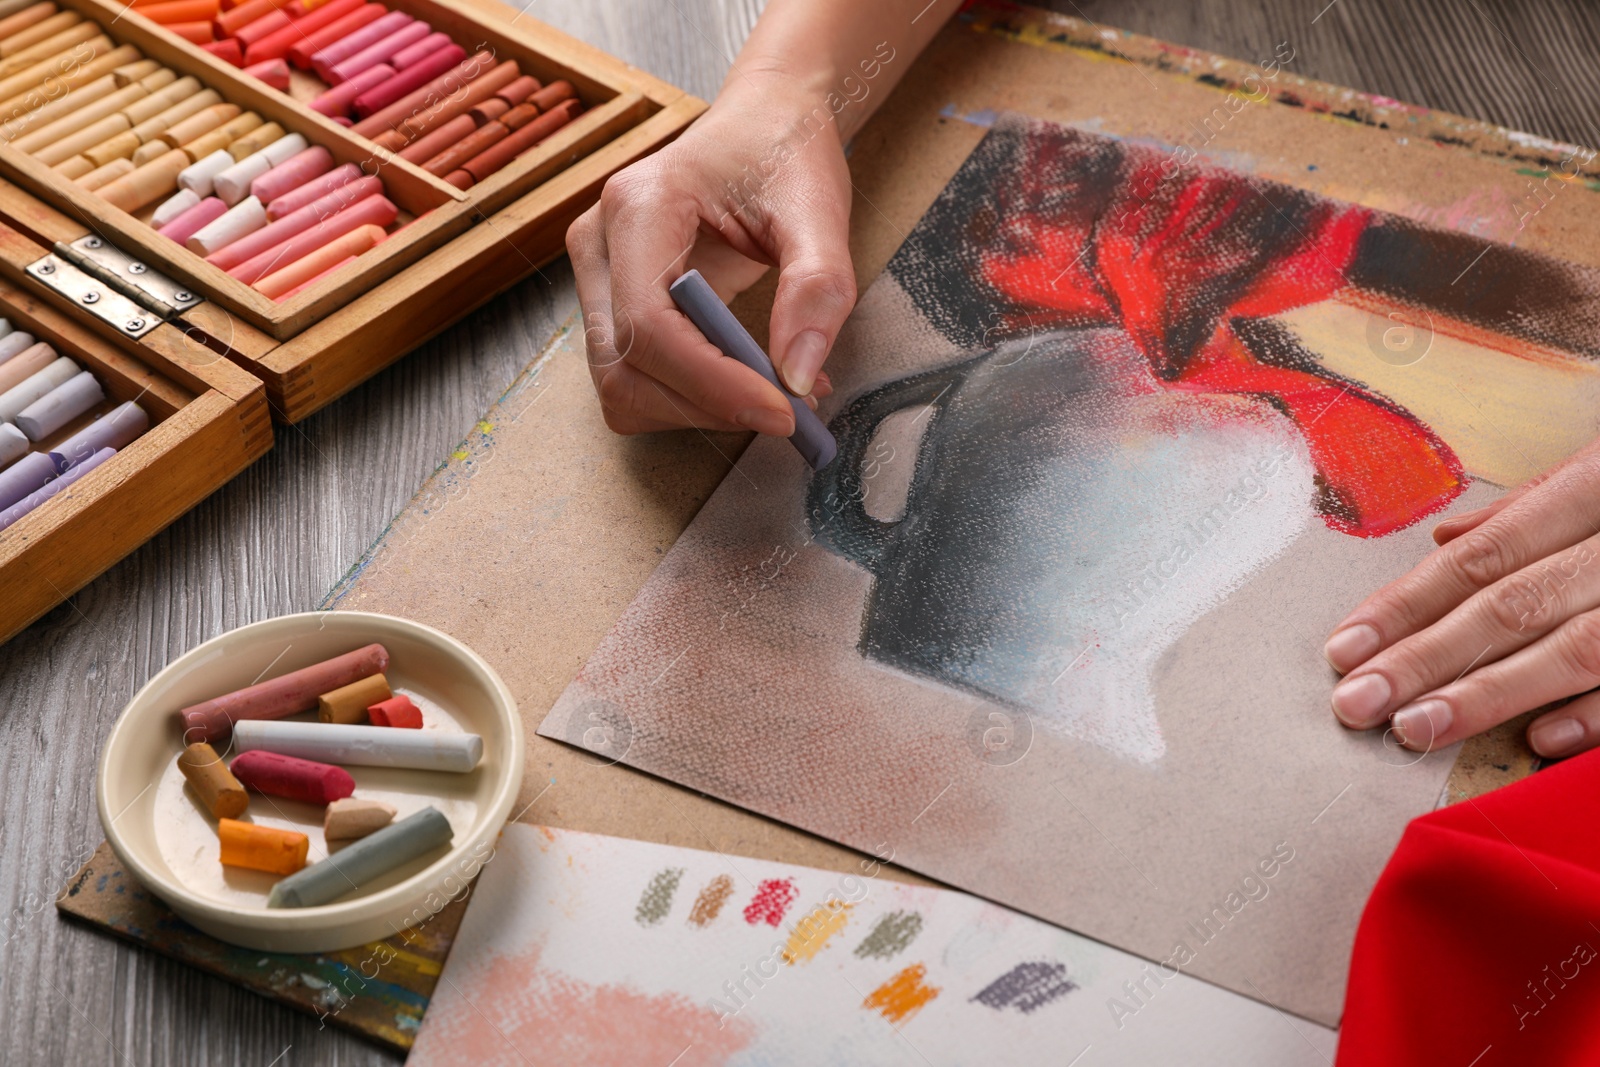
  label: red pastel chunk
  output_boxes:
[367,694,422,729]
[230,749,355,804]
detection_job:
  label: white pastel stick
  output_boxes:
[177,148,234,196]
[16,370,103,441]
[186,196,266,256]
[0,422,26,469]
[232,720,483,773]
[212,134,308,206]
[151,187,201,229]
[0,330,35,365]
[0,357,79,424]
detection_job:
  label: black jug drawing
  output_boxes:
[808,329,1314,764]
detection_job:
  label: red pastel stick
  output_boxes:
[243,57,290,90]
[286,3,383,68]
[242,0,362,65]
[349,42,464,119]
[307,61,392,117]
[230,749,355,804]
[367,694,422,729]
[233,9,291,49]
[202,36,244,66]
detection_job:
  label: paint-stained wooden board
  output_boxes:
[7,1,1600,1064]
[55,842,469,1054]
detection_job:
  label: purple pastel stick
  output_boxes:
[17,370,103,441]
[50,400,147,472]
[0,422,27,469]
[0,447,113,532]
[0,449,57,511]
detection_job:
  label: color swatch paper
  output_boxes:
[409,825,1337,1065]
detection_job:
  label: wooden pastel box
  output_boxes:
[0,0,704,643]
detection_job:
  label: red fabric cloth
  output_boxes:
[1338,751,1600,1065]
[978,135,1466,537]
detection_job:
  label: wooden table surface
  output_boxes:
[2,1,1597,1063]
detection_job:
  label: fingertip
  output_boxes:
[779,329,829,395]
[1529,715,1586,758]
[1324,623,1381,673]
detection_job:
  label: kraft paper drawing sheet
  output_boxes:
[542,116,1600,1025]
[409,824,1337,1065]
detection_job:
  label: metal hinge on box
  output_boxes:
[25,235,204,339]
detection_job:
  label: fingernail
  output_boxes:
[1324,624,1380,672]
[1391,699,1452,750]
[736,407,794,437]
[1530,716,1585,758]
[780,330,828,396]
[1330,672,1392,728]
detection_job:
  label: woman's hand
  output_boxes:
[566,77,854,436]
[566,0,959,437]
[1325,436,1600,756]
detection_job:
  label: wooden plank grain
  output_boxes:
[2,1,1599,1064]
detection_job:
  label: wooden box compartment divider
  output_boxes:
[0,215,272,646]
[0,1,703,640]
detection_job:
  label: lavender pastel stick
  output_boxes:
[0,449,54,511]
[50,400,147,472]
[0,422,25,469]
[267,806,453,908]
[0,329,33,365]
[17,370,102,441]
[0,446,112,531]
[668,269,837,469]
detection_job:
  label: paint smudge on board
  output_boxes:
[970,961,1077,1014]
[743,878,799,927]
[687,874,735,928]
[781,901,853,965]
[854,910,925,961]
[863,963,941,1025]
[635,867,685,927]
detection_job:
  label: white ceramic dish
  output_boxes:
[97,610,522,952]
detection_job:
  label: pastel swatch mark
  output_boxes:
[854,910,924,960]
[687,873,735,928]
[635,867,685,927]
[781,901,853,965]
[863,962,940,1025]
[970,960,1077,1014]
[743,878,799,927]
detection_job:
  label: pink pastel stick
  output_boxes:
[308,62,394,117]
[209,174,381,270]
[390,30,450,70]
[332,116,353,126]
[308,10,411,80]
[266,162,360,219]
[158,196,228,245]
[249,145,334,205]
[229,194,397,283]
[350,42,464,119]
[326,20,429,83]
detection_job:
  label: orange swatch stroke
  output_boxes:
[863,962,941,1025]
